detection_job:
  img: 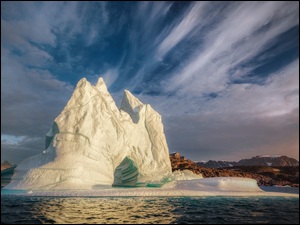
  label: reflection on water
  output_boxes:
[1,196,299,224]
[33,197,178,224]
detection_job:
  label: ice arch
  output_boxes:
[113,157,138,187]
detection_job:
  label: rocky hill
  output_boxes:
[1,160,13,170]
[170,152,299,187]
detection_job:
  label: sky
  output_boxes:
[1,1,299,164]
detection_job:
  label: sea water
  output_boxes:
[1,188,299,224]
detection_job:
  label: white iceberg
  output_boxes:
[5,77,171,190]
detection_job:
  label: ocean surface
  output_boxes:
[1,187,299,224]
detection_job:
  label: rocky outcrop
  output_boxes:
[170,152,299,187]
[170,152,199,172]
[1,161,16,188]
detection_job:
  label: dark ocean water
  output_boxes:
[1,188,299,224]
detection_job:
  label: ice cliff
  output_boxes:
[5,77,172,190]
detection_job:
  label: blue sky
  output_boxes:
[1,1,299,164]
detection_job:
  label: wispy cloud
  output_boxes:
[1,2,299,163]
[164,2,298,95]
[156,2,207,59]
[101,69,119,88]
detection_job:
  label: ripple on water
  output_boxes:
[1,196,299,224]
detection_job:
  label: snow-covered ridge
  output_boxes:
[258,155,281,158]
[5,77,172,190]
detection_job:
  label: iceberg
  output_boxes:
[3,77,286,197]
[5,77,172,190]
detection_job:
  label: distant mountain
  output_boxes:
[237,156,299,167]
[1,160,13,170]
[197,155,298,168]
[199,160,237,168]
